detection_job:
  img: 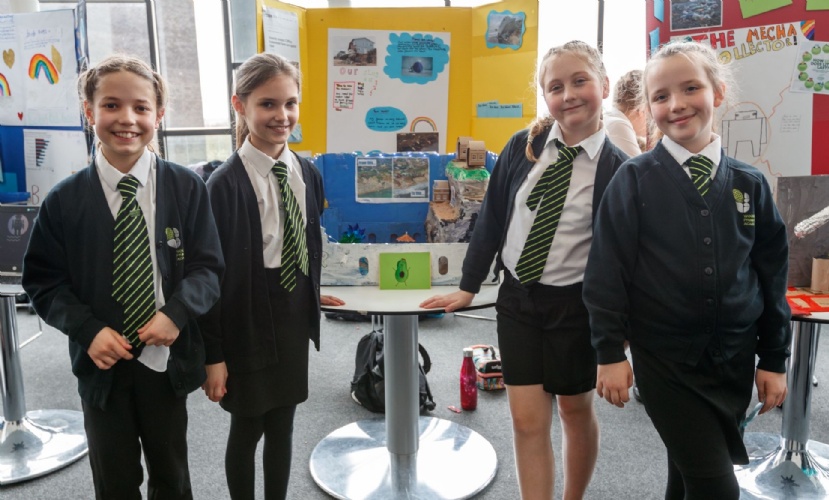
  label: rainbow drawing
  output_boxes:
[409,116,437,132]
[802,20,815,41]
[0,73,9,96]
[28,53,59,84]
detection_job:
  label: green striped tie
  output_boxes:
[272,161,309,292]
[514,141,582,285]
[687,155,714,196]
[112,175,155,352]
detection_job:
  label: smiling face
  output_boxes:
[83,70,163,173]
[232,74,299,158]
[541,52,609,145]
[645,54,724,154]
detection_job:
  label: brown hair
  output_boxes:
[613,69,642,114]
[78,54,168,112]
[525,41,607,162]
[78,55,167,154]
[233,53,302,147]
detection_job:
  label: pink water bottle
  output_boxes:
[460,347,478,411]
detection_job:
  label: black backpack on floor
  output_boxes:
[350,329,436,414]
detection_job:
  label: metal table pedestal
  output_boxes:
[310,314,497,499]
[0,291,87,484]
[736,319,829,498]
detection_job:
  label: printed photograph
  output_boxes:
[670,0,722,31]
[332,35,377,66]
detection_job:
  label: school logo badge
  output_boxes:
[733,189,754,226]
[165,227,184,261]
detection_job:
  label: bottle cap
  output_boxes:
[463,347,473,357]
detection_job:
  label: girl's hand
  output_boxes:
[138,311,180,347]
[756,369,787,414]
[87,327,134,369]
[203,362,228,402]
[321,295,345,306]
[419,290,475,313]
[596,360,633,408]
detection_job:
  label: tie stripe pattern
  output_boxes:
[112,175,155,350]
[688,155,714,196]
[272,161,309,292]
[514,141,582,285]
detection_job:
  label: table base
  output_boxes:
[736,432,829,499]
[310,416,497,499]
[0,409,88,484]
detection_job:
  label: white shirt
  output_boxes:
[603,107,642,157]
[96,147,168,372]
[661,134,723,180]
[237,139,307,269]
[502,123,606,286]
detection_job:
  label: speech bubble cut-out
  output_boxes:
[384,33,449,84]
[365,107,408,132]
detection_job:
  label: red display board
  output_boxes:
[645,1,829,175]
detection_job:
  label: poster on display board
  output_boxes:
[674,20,815,186]
[326,28,450,155]
[791,39,829,94]
[0,10,81,127]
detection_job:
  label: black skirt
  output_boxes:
[220,267,313,417]
[631,342,756,478]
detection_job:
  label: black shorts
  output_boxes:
[495,272,596,395]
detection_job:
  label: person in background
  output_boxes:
[584,41,791,500]
[23,54,224,499]
[420,40,628,499]
[199,52,342,500]
[604,69,647,157]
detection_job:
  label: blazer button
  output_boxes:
[310,218,315,224]
[704,267,714,276]
[313,252,319,259]
[703,237,712,245]
[701,209,710,216]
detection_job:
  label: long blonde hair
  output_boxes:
[233,53,302,147]
[525,41,607,162]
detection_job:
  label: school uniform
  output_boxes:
[460,123,627,395]
[200,140,324,416]
[23,149,224,499]
[583,137,791,479]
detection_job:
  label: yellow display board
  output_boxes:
[257,0,537,156]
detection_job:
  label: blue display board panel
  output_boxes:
[318,152,496,244]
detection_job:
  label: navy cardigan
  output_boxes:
[23,158,224,409]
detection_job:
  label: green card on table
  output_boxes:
[379,252,432,290]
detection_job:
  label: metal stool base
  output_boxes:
[736,432,829,499]
[310,416,497,499]
[0,409,87,484]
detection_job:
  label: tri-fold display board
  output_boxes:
[257,0,538,156]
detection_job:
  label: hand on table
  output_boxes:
[321,295,345,306]
[419,290,475,313]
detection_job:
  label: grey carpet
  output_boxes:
[2,308,827,499]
